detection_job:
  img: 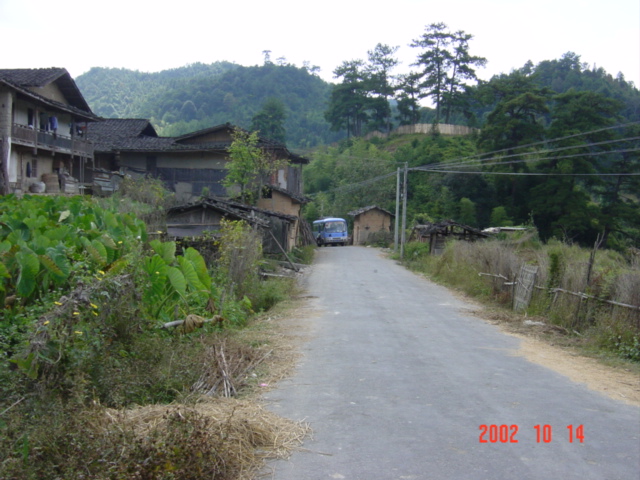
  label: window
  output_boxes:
[28,159,38,178]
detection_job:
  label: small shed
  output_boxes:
[348,205,394,246]
[410,220,489,255]
[165,196,296,254]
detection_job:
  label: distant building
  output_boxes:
[87,120,308,202]
[348,205,394,245]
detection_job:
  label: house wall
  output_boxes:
[353,210,392,245]
[276,164,303,195]
[257,190,301,250]
[2,91,74,191]
[28,83,67,104]
[257,190,299,217]
[166,208,224,237]
[119,151,229,202]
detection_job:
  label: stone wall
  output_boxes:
[365,123,478,140]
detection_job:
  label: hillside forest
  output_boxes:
[75,23,640,250]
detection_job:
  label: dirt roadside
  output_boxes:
[468,305,640,408]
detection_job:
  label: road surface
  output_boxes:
[264,246,640,480]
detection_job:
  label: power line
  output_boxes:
[411,170,640,176]
[303,122,640,196]
[420,135,640,171]
[415,123,640,171]
[415,147,640,171]
[418,121,640,170]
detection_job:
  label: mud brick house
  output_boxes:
[87,121,308,203]
[257,184,309,250]
[348,205,394,245]
[0,68,99,194]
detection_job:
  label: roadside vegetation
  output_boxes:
[0,179,310,479]
[400,232,640,366]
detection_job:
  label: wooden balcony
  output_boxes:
[11,123,94,158]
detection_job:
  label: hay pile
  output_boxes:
[99,397,309,479]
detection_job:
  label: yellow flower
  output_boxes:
[73,311,80,316]
[43,320,50,326]
[155,271,160,275]
[92,311,99,316]
[98,270,105,275]
[74,331,83,335]
[54,301,62,306]
[117,241,123,244]
[90,303,98,309]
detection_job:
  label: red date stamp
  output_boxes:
[479,424,584,443]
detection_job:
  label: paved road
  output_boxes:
[264,246,640,480]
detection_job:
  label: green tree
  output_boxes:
[411,22,451,123]
[396,72,422,125]
[477,71,551,222]
[222,128,288,204]
[489,206,513,227]
[251,97,287,143]
[411,23,486,124]
[325,60,371,137]
[458,197,477,226]
[366,43,399,132]
[529,90,622,243]
[443,30,487,124]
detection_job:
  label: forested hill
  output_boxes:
[76,62,340,148]
[75,54,639,150]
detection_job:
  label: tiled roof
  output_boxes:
[167,196,296,228]
[86,119,167,151]
[0,68,93,113]
[0,67,67,86]
[175,123,310,165]
[348,205,394,217]
[87,119,310,163]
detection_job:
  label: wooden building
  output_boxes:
[0,68,99,194]
[166,196,297,254]
[410,220,489,255]
[348,205,394,246]
[87,121,308,203]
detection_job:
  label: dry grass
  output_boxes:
[97,397,310,480]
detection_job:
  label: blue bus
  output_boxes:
[313,217,349,247]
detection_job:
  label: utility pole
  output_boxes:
[394,166,400,252]
[400,162,408,258]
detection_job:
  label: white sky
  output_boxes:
[1,0,638,87]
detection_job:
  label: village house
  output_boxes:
[86,120,308,202]
[0,68,99,195]
[0,67,311,249]
[257,184,309,251]
[348,205,394,246]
